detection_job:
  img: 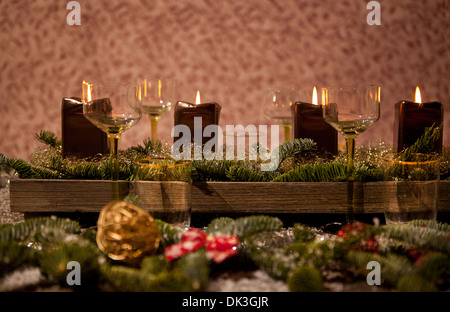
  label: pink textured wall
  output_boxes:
[1,0,448,161]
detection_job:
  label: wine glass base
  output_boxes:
[320,222,344,234]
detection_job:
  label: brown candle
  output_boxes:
[173,91,221,147]
[394,86,443,152]
[292,87,338,155]
[61,97,109,158]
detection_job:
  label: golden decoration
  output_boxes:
[96,200,160,264]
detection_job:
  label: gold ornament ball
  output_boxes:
[96,200,160,264]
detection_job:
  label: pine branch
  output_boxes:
[414,251,450,282]
[271,138,317,170]
[0,242,38,278]
[345,250,414,287]
[3,156,60,179]
[408,219,450,233]
[192,160,236,181]
[206,217,235,236]
[155,219,184,248]
[402,123,441,155]
[39,240,103,288]
[287,265,325,292]
[100,263,192,292]
[241,231,298,280]
[226,164,279,182]
[123,138,170,160]
[272,162,347,182]
[293,223,316,243]
[247,246,299,281]
[206,215,283,237]
[0,216,81,244]
[176,249,210,291]
[353,162,384,182]
[140,254,170,275]
[385,222,450,254]
[35,130,61,150]
[232,215,283,237]
[64,161,103,179]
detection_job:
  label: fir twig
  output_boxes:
[385,222,450,254]
[272,138,317,170]
[35,130,62,150]
[402,123,441,155]
[272,162,347,182]
[3,156,60,179]
[206,215,283,237]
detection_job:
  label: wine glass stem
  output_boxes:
[108,134,120,182]
[345,136,356,224]
[283,125,291,142]
[149,115,160,142]
[345,136,356,181]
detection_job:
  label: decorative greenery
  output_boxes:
[287,265,324,292]
[240,219,450,292]
[1,126,449,291]
[35,130,62,150]
[402,123,442,155]
[0,214,449,291]
[1,125,449,182]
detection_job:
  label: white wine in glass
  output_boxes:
[82,81,142,182]
[263,88,295,142]
[322,85,380,226]
[322,86,380,180]
[138,78,176,143]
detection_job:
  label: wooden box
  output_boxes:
[9,179,450,214]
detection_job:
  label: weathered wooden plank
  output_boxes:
[9,179,450,214]
[191,182,349,213]
[9,180,129,212]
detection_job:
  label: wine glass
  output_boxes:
[322,85,380,180]
[138,78,176,143]
[263,88,295,142]
[82,81,142,182]
[322,85,380,226]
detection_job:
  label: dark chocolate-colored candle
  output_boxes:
[292,88,338,155]
[61,97,109,158]
[394,87,443,152]
[173,92,221,147]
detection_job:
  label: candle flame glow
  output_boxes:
[137,85,141,101]
[321,88,327,105]
[312,86,318,105]
[158,80,162,102]
[143,79,147,97]
[82,80,92,102]
[415,86,422,103]
[196,90,201,104]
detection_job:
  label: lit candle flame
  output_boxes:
[312,86,318,105]
[82,80,92,102]
[158,79,162,103]
[143,79,147,97]
[136,85,141,102]
[415,86,422,103]
[195,90,201,104]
